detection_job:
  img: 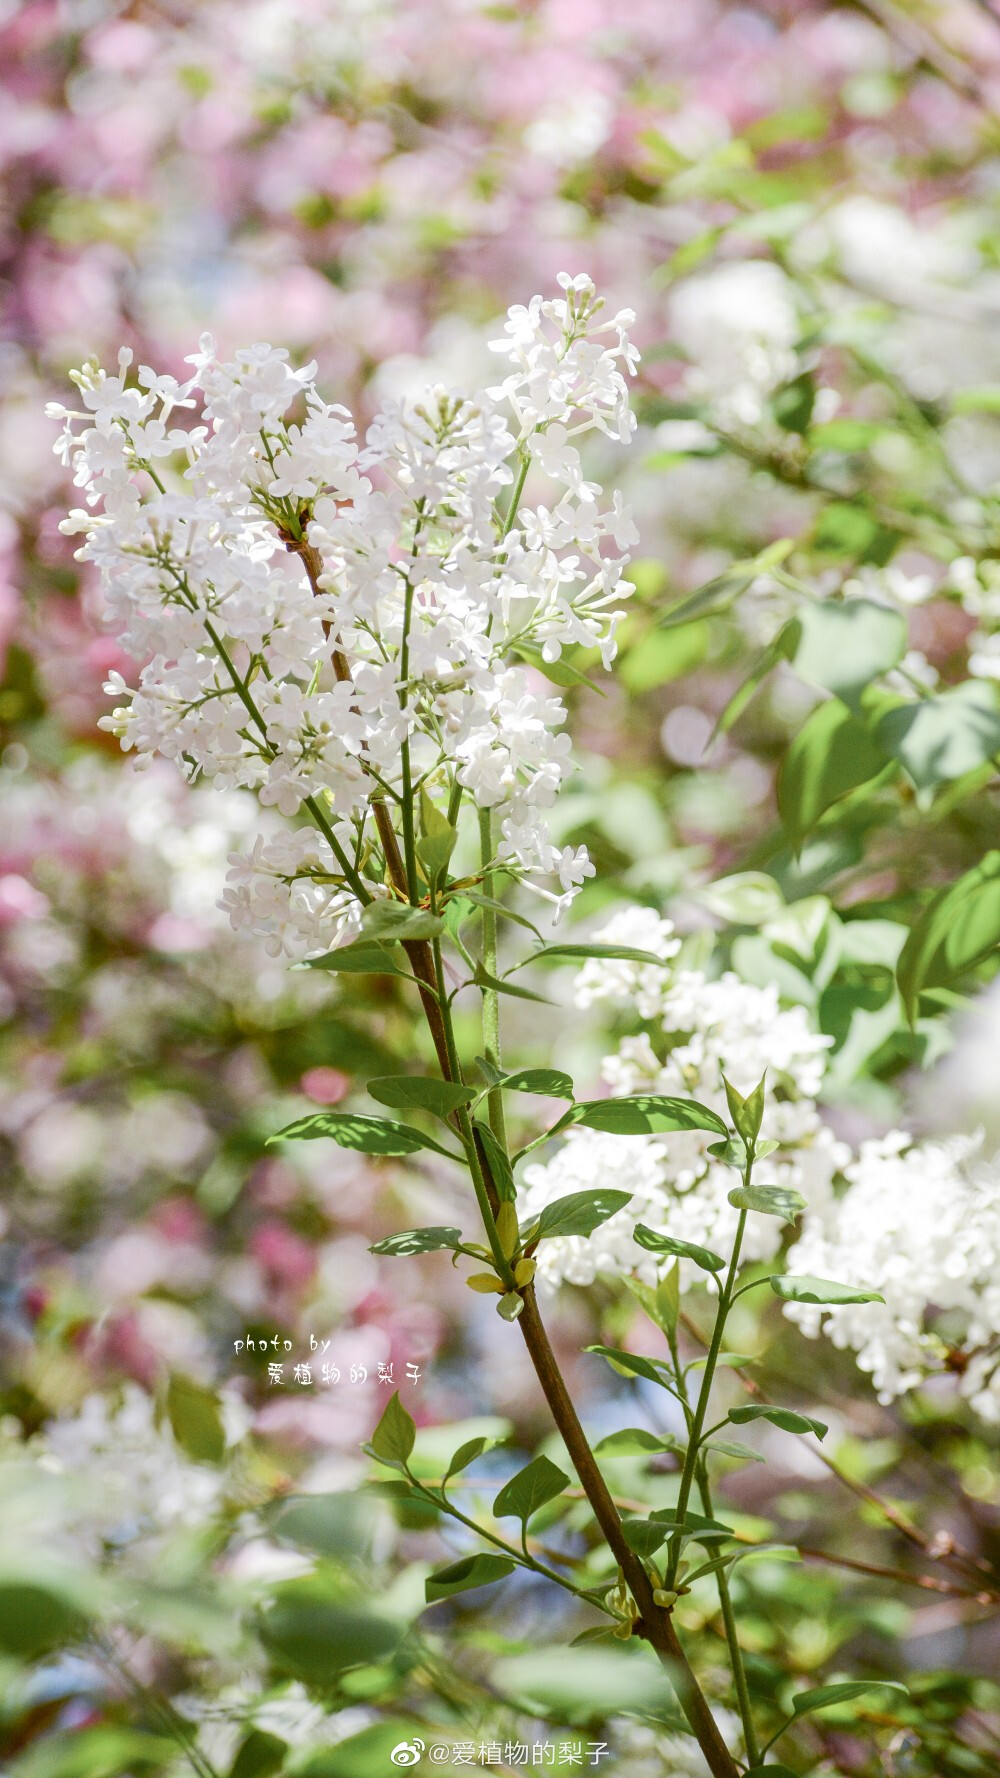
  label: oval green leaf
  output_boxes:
[573,1095,727,1136]
[728,1183,805,1223]
[361,901,445,941]
[728,1403,827,1439]
[897,849,1000,1021]
[369,1226,464,1257]
[368,1075,474,1117]
[425,1553,515,1602]
[530,1189,632,1243]
[269,1111,456,1158]
[493,1454,570,1524]
[632,1225,725,1272]
[770,1274,885,1306]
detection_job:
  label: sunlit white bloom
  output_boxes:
[669,261,800,428]
[55,281,638,957]
[784,1131,1000,1413]
[521,908,845,1293]
[35,1384,235,1557]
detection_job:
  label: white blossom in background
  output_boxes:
[520,908,847,1292]
[614,1710,744,1777]
[49,275,637,953]
[34,1384,244,1557]
[668,261,802,430]
[784,1130,1000,1417]
[528,906,1000,1420]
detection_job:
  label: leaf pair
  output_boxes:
[425,1454,570,1605]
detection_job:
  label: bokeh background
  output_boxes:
[4,3,1000,1775]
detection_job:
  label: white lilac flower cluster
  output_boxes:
[35,1384,240,1557]
[50,275,638,958]
[667,260,804,433]
[521,906,1000,1420]
[520,908,848,1290]
[783,1130,1000,1419]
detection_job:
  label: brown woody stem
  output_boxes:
[290,529,738,1776]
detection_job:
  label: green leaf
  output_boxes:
[368,1391,416,1466]
[265,1492,381,1560]
[474,964,551,1004]
[304,939,409,977]
[648,1508,735,1543]
[296,1723,433,1778]
[770,1275,885,1306]
[594,1427,683,1457]
[632,1226,725,1272]
[369,1225,464,1257]
[812,502,899,563]
[728,1183,805,1223]
[791,1680,908,1717]
[783,598,906,712]
[497,1289,525,1321]
[494,1644,683,1725]
[658,1262,680,1338]
[728,1404,827,1439]
[269,1110,456,1159]
[877,681,1000,791]
[772,371,816,433]
[0,1580,88,1660]
[952,386,1000,414]
[697,872,785,926]
[493,1454,570,1524]
[514,942,674,968]
[425,1553,515,1602]
[896,850,1000,1020]
[585,1345,670,1387]
[259,1575,403,1681]
[703,1438,766,1465]
[528,1189,632,1243]
[452,888,544,940]
[367,1075,474,1117]
[512,641,604,691]
[417,792,458,881]
[474,1118,516,1202]
[494,1067,575,1099]
[778,698,889,843]
[659,559,774,628]
[711,632,790,736]
[623,1274,673,1338]
[723,1072,765,1146]
[619,618,709,691]
[166,1373,226,1464]
[708,1134,751,1171]
[622,1518,669,1558]
[571,1095,727,1136]
[444,1437,491,1481]
[8,1728,176,1778]
[688,1352,757,1372]
[361,900,444,941]
[230,1730,287,1778]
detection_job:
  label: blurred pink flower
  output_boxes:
[299,1066,351,1105]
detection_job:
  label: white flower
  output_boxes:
[35,1384,232,1557]
[784,1130,1000,1410]
[56,281,638,942]
[521,908,845,1294]
[669,261,799,428]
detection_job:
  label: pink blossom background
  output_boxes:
[2,0,999,1461]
